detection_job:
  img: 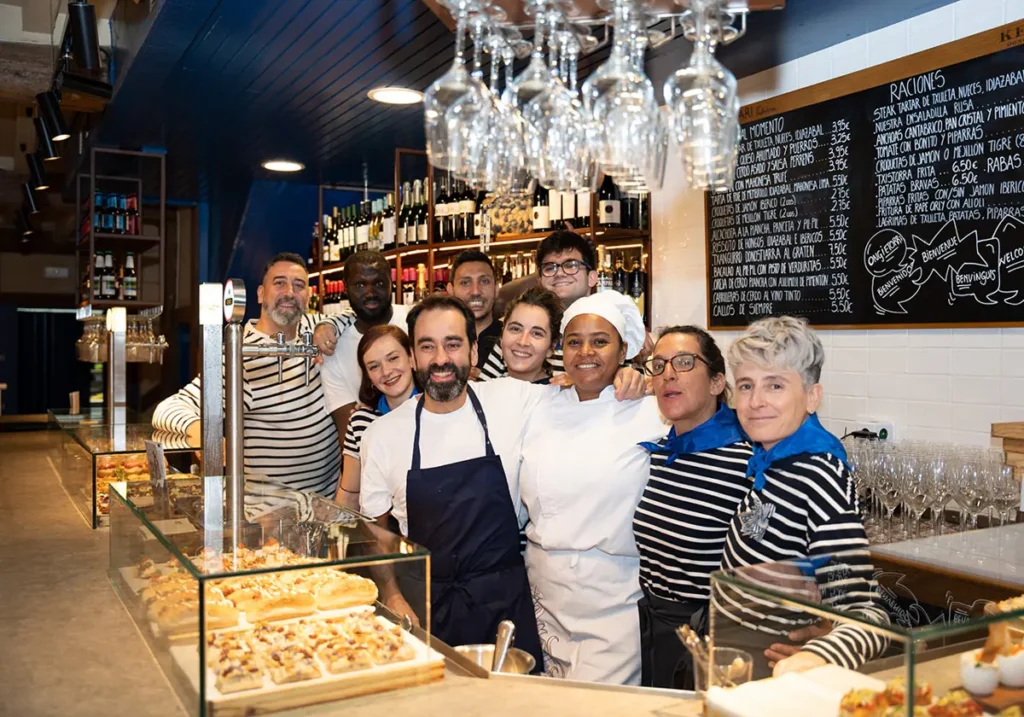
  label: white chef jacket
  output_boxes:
[519,388,667,685]
[319,305,409,413]
[359,378,558,536]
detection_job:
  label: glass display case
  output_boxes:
[55,421,199,528]
[707,550,1024,716]
[108,480,438,717]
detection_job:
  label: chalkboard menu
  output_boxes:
[707,22,1024,329]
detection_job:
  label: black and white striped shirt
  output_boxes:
[633,441,753,602]
[712,453,889,670]
[152,315,344,498]
[343,406,382,460]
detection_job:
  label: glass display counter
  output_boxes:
[108,480,437,717]
[707,549,1024,716]
[55,421,199,528]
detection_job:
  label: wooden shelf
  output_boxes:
[314,228,649,275]
[78,232,163,248]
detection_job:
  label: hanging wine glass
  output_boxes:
[663,0,740,191]
[424,0,478,171]
[447,9,494,180]
[505,0,553,109]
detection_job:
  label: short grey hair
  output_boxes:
[727,316,825,387]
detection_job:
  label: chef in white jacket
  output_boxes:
[519,291,667,685]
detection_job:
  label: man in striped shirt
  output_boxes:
[152,253,347,498]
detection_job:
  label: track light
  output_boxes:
[68,1,101,71]
[25,151,49,191]
[36,90,70,142]
[34,117,59,161]
[22,183,40,214]
[18,207,35,237]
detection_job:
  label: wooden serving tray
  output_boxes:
[960,685,1024,714]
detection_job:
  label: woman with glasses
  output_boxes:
[499,287,563,384]
[633,327,753,689]
[334,325,419,511]
[712,316,887,679]
[519,291,667,685]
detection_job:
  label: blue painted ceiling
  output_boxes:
[97,0,958,202]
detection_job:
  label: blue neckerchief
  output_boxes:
[376,387,420,415]
[639,404,744,464]
[746,413,848,492]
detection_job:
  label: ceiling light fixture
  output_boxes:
[22,183,40,214]
[18,207,35,236]
[24,149,49,191]
[368,87,424,105]
[34,117,59,161]
[261,159,305,172]
[37,90,70,142]
[68,1,101,71]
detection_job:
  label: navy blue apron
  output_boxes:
[405,386,543,669]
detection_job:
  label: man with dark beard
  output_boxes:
[357,295,647,664]
[152,253,344,497]
[316,250,408,443]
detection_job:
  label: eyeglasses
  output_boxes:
[644,352,710,376]
[539,259,591,277]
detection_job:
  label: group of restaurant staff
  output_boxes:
[154,229,885,691]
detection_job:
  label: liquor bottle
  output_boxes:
[598,174,621,228]
[561,190,576,229]
[549,187,562,229]
[123,253,138,300]
[103,252,117,299]
[117,194,129,234]
[532,184,550,231]
[402,268,416,305]
[382,193,396,249]
[415,263,428,301]
[92,252,103,300]
[126,193,139,235]
[434,175,449,243]
[458,181,475,241]
[613,253,627,294]
[413,180,429,245]
[92,191,103,234]
[595,246,613,293]
[102,194,116,234]
[397,182,411,247]
[576,190,592,229]
[630,257,646,318]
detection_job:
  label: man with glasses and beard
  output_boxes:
[316,250,408,443]
[153,253,346,498]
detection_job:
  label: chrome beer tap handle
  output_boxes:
[276,332,286,383]
[301,331,319,386]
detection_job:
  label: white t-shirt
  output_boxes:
[320,304,410,413]
[359,378,558,536]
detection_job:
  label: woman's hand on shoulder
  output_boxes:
[613,366,649,401]
[549,373,573,388]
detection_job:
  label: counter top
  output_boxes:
[277,673,700,717]
[872,524,1024,591]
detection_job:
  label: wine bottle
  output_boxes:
[532,184,550,231]
[415,263,428,301]
[596,246,613,293]
[397,182,411,247]
[549,187,562,229]
[630,257,645,318]
[576,190,592,229]
[124,253,138,300]
[613,253,627,294]
[448,179,463,241]
[414,180,429,245]
[403,268,416,304]
[561,190,576,229]
[434,175,449,243]
[382,193,396,249]
[457,180,473,241]
[598,175,621,228]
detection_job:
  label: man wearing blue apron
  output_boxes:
[358,295,648,668]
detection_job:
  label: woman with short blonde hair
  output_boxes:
[713,316,888,678]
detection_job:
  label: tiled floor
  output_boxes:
[0,431,183,717]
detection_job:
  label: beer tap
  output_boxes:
[236,329,320,385]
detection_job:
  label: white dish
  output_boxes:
[960,650,1000,696]
[997,649,1024,688]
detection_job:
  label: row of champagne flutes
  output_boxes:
[424,0,743,197]
[848,439,1019,545]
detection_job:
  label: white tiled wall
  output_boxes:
[650,0,1024,447]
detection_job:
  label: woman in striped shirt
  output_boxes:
[713,316,888,679]
[634,327,752,690]
[335,324,418,510]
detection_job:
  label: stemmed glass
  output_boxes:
[447,9,494,181]
[506,0,553,109]
[900,450,933,538]
[662,0,739,191]
[424,0,479,171]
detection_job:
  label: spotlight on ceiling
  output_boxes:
[18,207,35,237]
[22,183,40,214]
[367,87,424,105]
[34,117,59,161]
[261,159,305,173]
[68,1,101,71]
[25,151,49,191]
[36,90,70,142]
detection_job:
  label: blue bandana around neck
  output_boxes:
[746,413,849,492]
[376,387,420,415]
[639,403,744,464]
